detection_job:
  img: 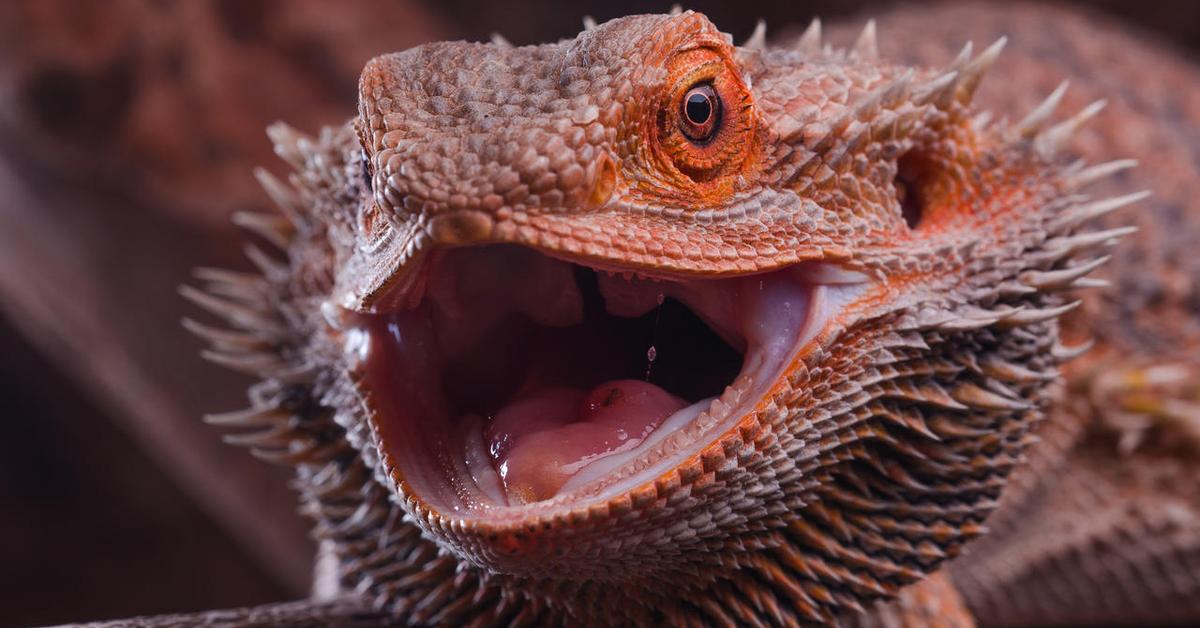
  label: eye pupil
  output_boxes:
[679,83,721,143]
[685,92,712,124]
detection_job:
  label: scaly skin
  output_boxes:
[851,4,1200,625]
[173,5,1198,627]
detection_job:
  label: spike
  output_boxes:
[194,270,269,306]
[266,122,310,171]
[922,42,972,109]
[308,464,364,499]
[921,415,988,439]
[194,267,268,291]
[1066,159,1138,189]
[743,19,766,50]
[1051,338,1094,361]
[952,382,1031,411]
[1036,99,1106,155]
[996,280,1037,298]
[937,316,1004,333]
[1051,191,1149,231]
[204,406,288,428]
[182,318,272,350]
[856,70,914,120]
[254,167,307,227]
[984,377,1021,401]
[949,41,974,70]
[270,363,319,385]
[880,69,915,106]
[879,407,940,441]
[971,110,994,132]
[979,356,1056,384]
[490,32,511,47]
[234,213,292,255]
[1061,158,1088,178]
[955,350,983,374]
[937,306,1010,332]
[222,423,296,448]
[669,4,683,16]
[232,211,292,250]
[1044,225,1138,257]
[915,540,947,561]
[180,284,286,335]
[903,381,970,411]
[1071,277,1111,289]
[995,300,1081,328]
[1016,433,1041,450]
[249,441,324,465]
[956,37,1006,106]
[582,15,597,31]
[1012,80,1069,139]
[1116,429,1147,456]
[796,18,822,55]
[908,307,957,331]
[876,457,931,491]
[913,71,959,106]
[200,349,287,377]
[244,243,290,280]
[1021,256,1111,290]
[852,20,878,61]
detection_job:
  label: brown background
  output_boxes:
[0,1,1195,626]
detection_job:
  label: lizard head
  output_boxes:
[190,10,1140,622]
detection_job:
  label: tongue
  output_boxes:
[485,380,687,504]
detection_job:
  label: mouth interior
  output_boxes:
[357,245,858,512]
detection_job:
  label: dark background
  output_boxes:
[0,1,1195,625]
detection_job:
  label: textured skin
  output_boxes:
[178,4,1199,627]
[850,4,1200,625]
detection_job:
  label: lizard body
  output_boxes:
[176,4,1199,626]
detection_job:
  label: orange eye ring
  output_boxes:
[647,43,761,191]
[680,83,721,144]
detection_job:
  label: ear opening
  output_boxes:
[896,150,930,230]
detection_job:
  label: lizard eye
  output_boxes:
[680,83,721,143]
[655,46,758,186]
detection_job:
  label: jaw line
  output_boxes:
[351,251,872,527]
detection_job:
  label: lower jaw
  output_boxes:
[348,245,867,518]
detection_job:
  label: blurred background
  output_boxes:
[0,1,1196,625]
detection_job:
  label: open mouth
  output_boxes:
[352,245,868,515]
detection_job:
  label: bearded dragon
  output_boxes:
[156,5,1199,627]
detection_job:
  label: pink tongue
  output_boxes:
[485,380,686,504]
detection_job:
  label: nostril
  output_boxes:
[587,151,618,208]
[896,150,927,230]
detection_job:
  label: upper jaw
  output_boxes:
[334,192,860,314]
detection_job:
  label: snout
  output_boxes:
[357,44,622,231]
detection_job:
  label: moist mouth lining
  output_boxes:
[353,244,862,514]
[441,264,743,433]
